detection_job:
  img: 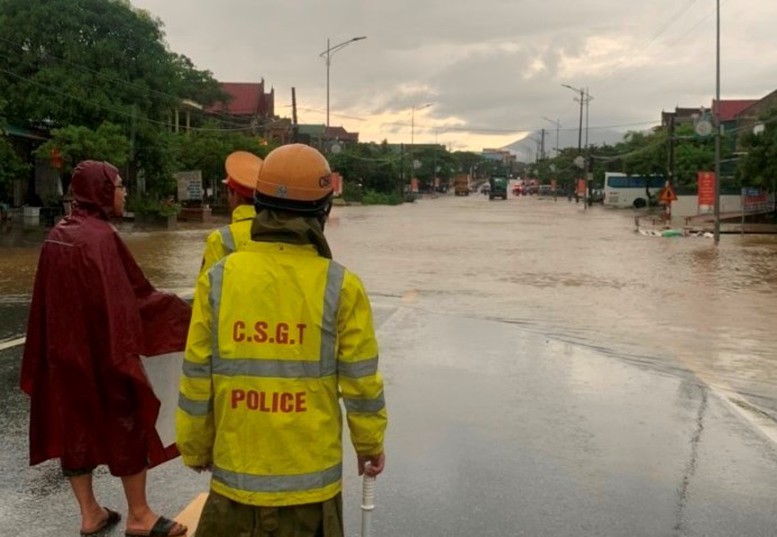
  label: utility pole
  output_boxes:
[562,84,587,208]
[584,88,594,207]
[540,128,546,160]
[542,117,561,157]
[668,114,676,187]
[291,87,299,143]
[319,36,367,127]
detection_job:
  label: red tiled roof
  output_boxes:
[712,99,758,122]
[324,126,358,141]
[208,82,266,116]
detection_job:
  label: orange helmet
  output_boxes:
[224,151,263,199]
[255,144,333,213]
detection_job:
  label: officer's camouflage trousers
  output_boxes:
[195,491,344,537]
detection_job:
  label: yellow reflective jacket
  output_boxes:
[178,241,387,507]
[199,204,256,276]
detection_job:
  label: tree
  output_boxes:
[171,123,270,196]
[34,123,130,174]
[0,100,29,198]
[451,151,485,174]
[0,136,28,199]
[0,0,225,193]
[329,142,402,199]
[737,108,777,193]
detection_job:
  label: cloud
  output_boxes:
[132,0,777,151]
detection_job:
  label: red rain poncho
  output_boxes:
[20,161,191,476]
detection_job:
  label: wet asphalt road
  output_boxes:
[2,196,777,536]
[3,297,777,536]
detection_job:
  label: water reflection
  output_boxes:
[1,198,776,414]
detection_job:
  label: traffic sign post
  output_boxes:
[659,185,677,222]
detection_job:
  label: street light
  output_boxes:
[713,0,721,243]
[319,36,367,127]
[561,84,585,154]
[411,102,433,145]
[562,84,593,208]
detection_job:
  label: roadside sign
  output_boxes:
[697,171,715,213]
[659,185,677,203]
[175,170,203,201]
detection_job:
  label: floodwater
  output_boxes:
[2,195,776,417]
[3,194,777,536]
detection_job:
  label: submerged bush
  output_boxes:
[362,190,403,205]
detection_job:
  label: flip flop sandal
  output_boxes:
[81,508,121,536]
[125,516,187,537]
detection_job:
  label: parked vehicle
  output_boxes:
[488,177,508,200]
[603,172,663,208]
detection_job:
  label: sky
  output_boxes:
[131,0,777,154]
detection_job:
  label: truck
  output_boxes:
[453,173,470,196]
[488,176,508,200]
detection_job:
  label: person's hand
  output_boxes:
[358,453,385,477]
[189,463,212,473]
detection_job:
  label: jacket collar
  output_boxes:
[231,204,256,223]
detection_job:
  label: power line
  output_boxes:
[0,36,246,126]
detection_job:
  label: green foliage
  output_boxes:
[330,142,401,196]
[172,123,270,187]
[34,122,130,172]
[0,99,29,195]
[737,108,777,192]
[408,145,456,189]
[362,190,403,205]
[0,135,29,194]
[341,180,363,203]
[451,151,485,173]
[126,194,180,216]
[0,0,226,195]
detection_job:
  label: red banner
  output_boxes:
[697,171,715,213]
[576,179,586,195]
[331,172,343,197]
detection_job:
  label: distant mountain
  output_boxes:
[502,129,627,162]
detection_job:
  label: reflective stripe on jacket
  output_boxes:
[199,204,256,276]
[178,241,387,507]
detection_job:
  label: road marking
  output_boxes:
[0,337,25,351]
[174,492,208,534]
[673,353,777,447]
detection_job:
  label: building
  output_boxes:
[735,89,777,136]
[206,80,275,123]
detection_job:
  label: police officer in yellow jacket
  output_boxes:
[199,151,263,275]
[178,144,387,537]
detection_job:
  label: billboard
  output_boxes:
[176,171,203,201]
[697,171,715,214]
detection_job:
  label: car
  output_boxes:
[588,188,605,204]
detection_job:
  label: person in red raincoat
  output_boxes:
[21,161,190,537]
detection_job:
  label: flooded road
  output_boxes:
[2,195,777,536]
[2,196,777,413]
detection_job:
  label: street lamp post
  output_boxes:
[713,0,721,243]
[562,84,585,154]
[319,36,367,127]
[562,84,586,207]
[411,103,433,145]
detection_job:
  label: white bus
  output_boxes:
[603,172,665,208]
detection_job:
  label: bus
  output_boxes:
[603,172,665,208]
